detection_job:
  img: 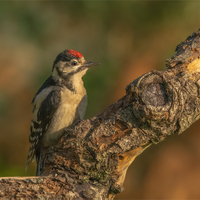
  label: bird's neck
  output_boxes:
[69,70,87,94]
[52,68,87,93]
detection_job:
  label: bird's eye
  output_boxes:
[71,61,78,66]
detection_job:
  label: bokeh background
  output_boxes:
[0,1,200,199]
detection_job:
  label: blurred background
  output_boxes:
[0,1,200,199]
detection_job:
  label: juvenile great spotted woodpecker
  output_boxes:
[26,49,100,175]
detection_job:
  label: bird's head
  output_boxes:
[52,49,100,82]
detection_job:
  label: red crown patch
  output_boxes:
[67,49,83,58]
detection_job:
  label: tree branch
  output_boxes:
[1,29,200,199]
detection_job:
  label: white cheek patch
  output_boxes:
[63,65,80,73]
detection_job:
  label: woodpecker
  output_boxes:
[26,49,100,176]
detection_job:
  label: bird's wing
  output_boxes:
[32,75,56,104]
[26,88,61,169]
[30,89,61,141]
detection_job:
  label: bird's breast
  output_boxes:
[43,87,87,146]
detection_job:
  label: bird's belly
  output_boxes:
[43,90,88,146]
[43,102,78,146]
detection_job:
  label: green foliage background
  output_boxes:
[0,1,200,199]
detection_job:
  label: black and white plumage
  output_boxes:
[26,49,100,175]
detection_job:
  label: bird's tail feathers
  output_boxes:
[36,153,44,176]
[25,143,36,171]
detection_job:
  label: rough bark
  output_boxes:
[1,29,200,199]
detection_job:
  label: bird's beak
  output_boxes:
[83,61,100,68]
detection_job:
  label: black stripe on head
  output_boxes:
[67,66,87,77]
